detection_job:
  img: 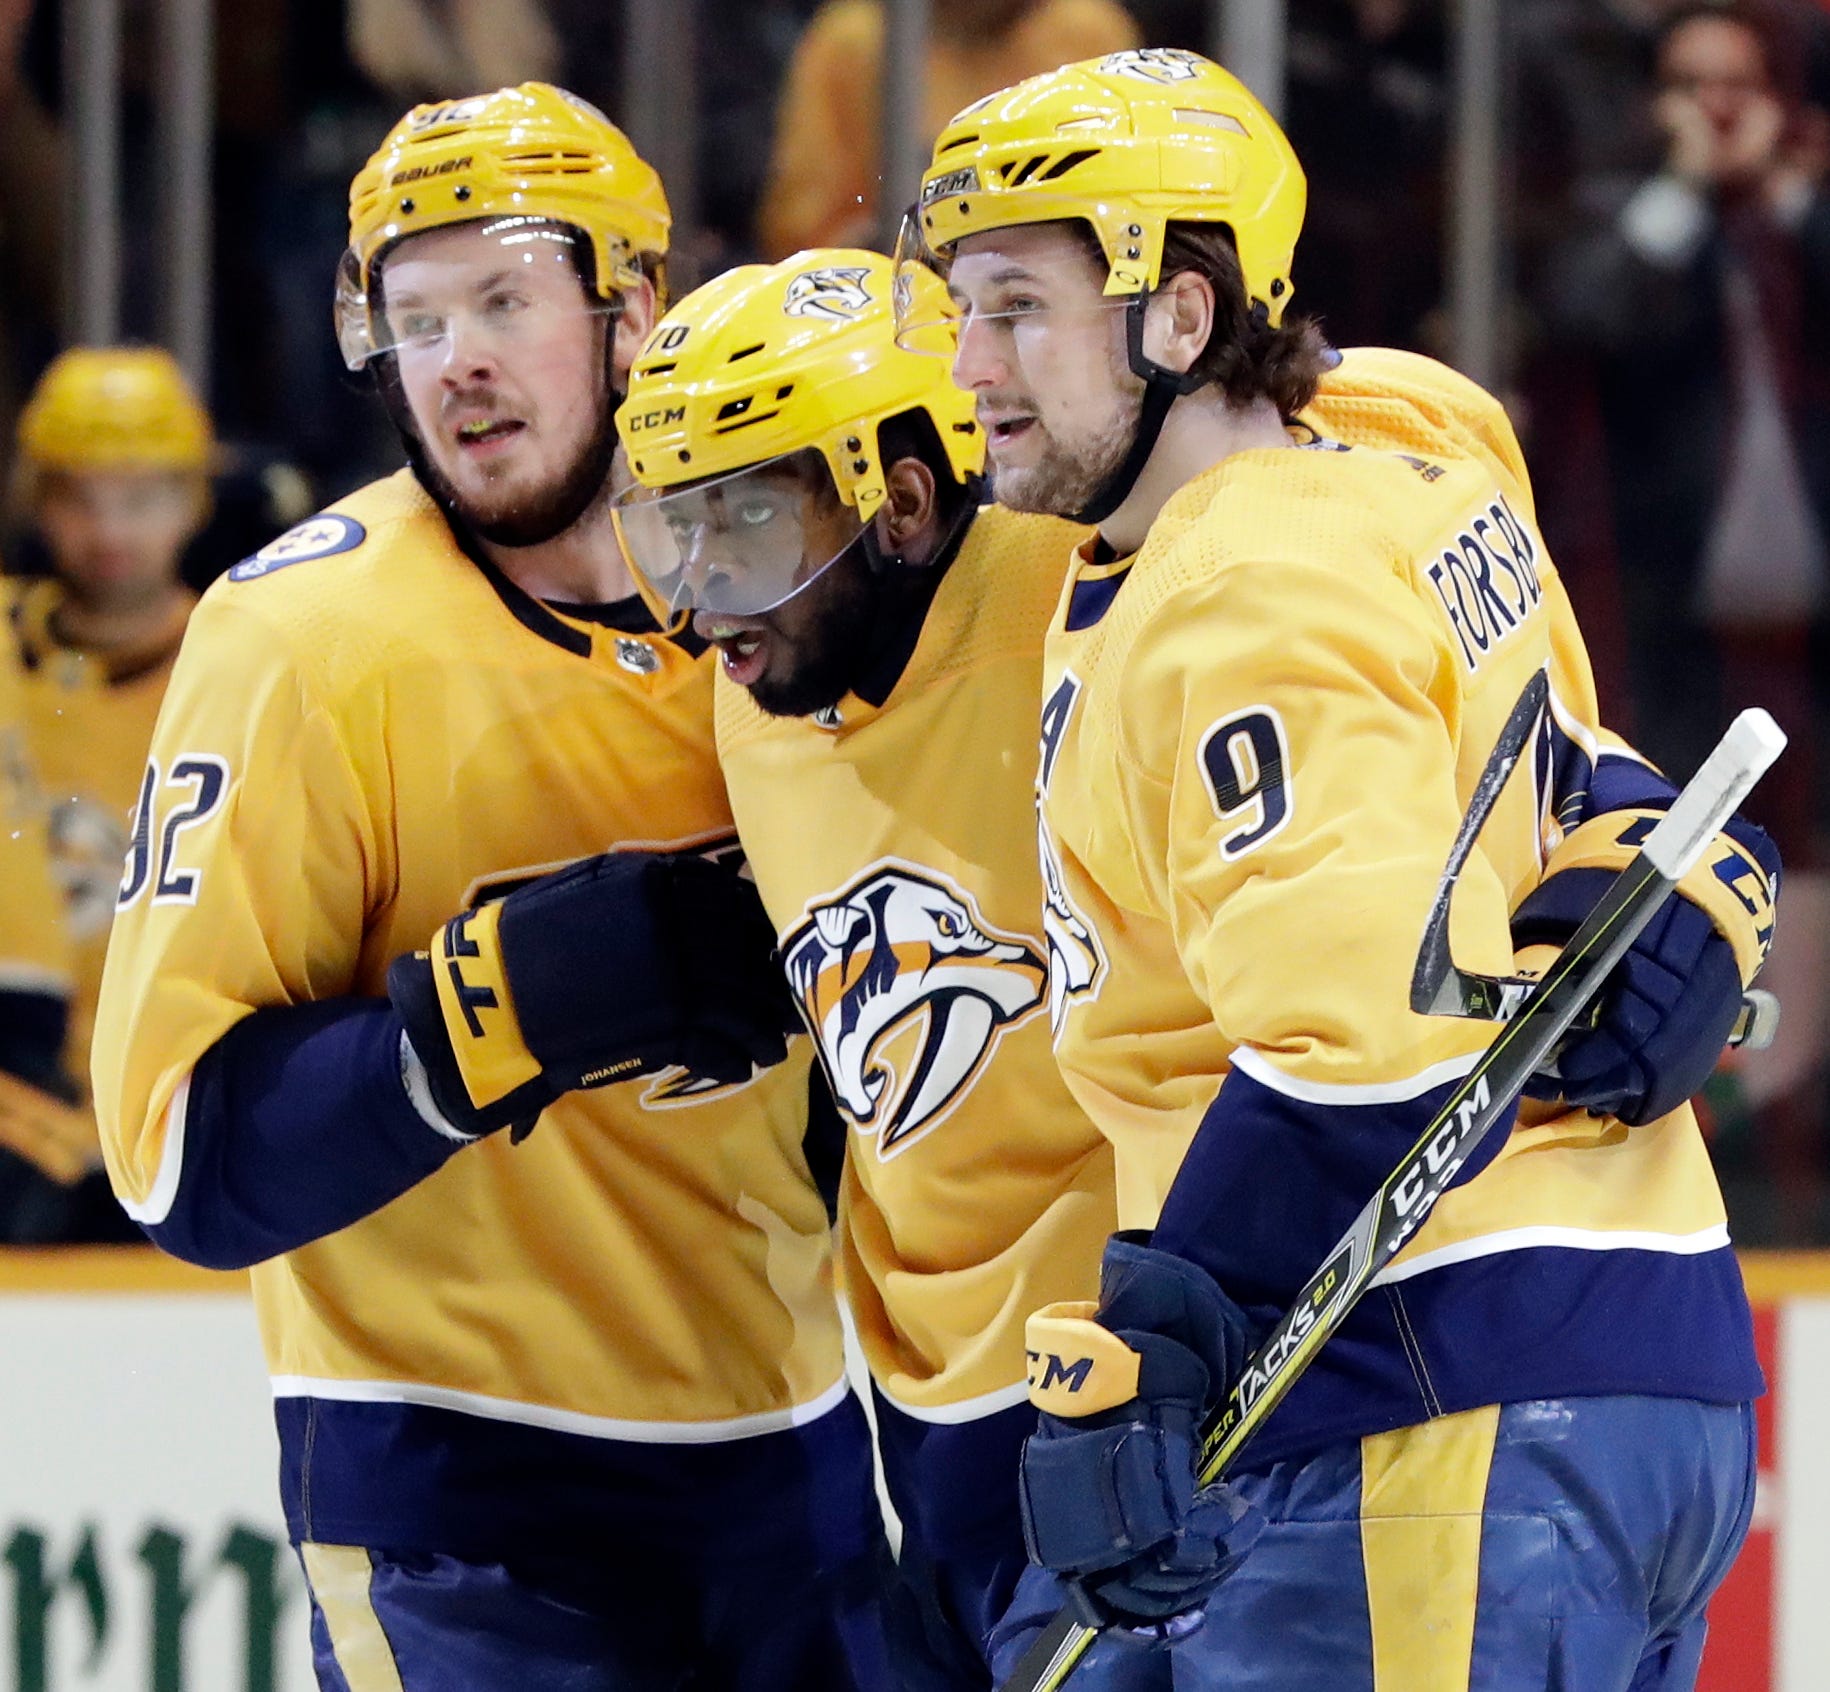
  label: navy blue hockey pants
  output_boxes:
[990,1394,1757,1691]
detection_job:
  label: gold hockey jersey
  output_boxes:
[9,579,186,1097]
[93,471,845,1458]
[717,503,1116,1421]
[0,641,68,1004]
[1035,350,1763,1460]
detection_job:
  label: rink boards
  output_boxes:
[0,1247,1822,1691]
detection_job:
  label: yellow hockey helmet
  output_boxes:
[614,249,982,618]
[338,83,671,370]
[17,347,214,474]
[905,48,1305,325]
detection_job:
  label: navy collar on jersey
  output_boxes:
[453,524,706,659]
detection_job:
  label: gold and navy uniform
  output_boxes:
[9,578,188,1110]
[0,643,69,1014]
[1035,349,1764,1467]
[716,502,1116,1649]
[91,472,872,1566]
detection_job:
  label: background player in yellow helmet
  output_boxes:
[900,49,1778,1689]
[92,85,889,1691]
[615,250,1149,1689]
[5,345,210,1242]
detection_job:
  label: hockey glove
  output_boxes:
[1516,809,1779,1126]
[388,850,797,1140]
[1018,1233,1265,1627]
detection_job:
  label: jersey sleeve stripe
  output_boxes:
[269,1371,854,1444]
[1227,1042,1482,1106]
[1371,1222,1732,1287]
[117,1071,191,1226]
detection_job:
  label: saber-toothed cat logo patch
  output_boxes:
[1101,48,1205,84]
[782,265,874,322]
[785,863,1046,1156]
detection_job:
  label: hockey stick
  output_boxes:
[998,706,1786,1692]
[1410,670,1777,1048]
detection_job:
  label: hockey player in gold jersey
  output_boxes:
[614,249,1126,1688]
[5,346,210,1240]
[91,86,887,1691]
[0,641,89,1226]
[898,49,1779,1691]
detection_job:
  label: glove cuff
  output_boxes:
[1521,810,1775,984]
[1020,1419,1196,1576]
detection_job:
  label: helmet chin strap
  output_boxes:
[1069,291,1209,529]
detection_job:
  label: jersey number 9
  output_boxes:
[1198,707,1292,862]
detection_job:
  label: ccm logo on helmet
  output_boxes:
[920,168,979,205]
[624,406,686,432]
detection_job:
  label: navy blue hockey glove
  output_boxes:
[1018,1233,1265,1628]
[388,850,796,1140]
[1515,865,1749,1126]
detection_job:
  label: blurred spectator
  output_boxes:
[1536,1,1830,1238]
[344,0,560,102]
[1283,0,1447,349]
[0,0,64,444]
[0,639,87,1242]
[3,347,213,1244]
[758,0,1139,258]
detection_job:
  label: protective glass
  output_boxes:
[891,209,1138,356]
[334,217,622,373]
[612,452,864,619]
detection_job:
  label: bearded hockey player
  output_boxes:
[615,248,1127,1689]
[92,85,887,1691]
[898,48,1778,1691]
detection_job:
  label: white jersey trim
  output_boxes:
[873,1377,1033,1425]
[268,1371,854,1445]
[1228,1044,1481,1107]
[1371,1223,1733,1287]
[118,1072,192,1226]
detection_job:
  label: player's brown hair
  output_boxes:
[1158,221,1331,420]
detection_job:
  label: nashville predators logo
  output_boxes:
[784,864,1046,1157]
[1039,815,1104,1040]
[783,266,874,323]
[1101,48,1205,85]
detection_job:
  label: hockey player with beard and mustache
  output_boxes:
[898,48,1779,1692]
[613,248,1131,1690]
[91,85,890,1692]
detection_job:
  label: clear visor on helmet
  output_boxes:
[334,217,623,373]
[891,207,1139,356]
[611,451,865,619]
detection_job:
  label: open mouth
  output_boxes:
[455,418,524,450]
[704,621,769,687]
[985,415,1036,448]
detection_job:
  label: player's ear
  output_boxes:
[875,456,938,561]
[1147,269,1216,377]
[611,275,659,382]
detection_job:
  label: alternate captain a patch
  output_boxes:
[229,514,367,581]
[783,863,1046,1157]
